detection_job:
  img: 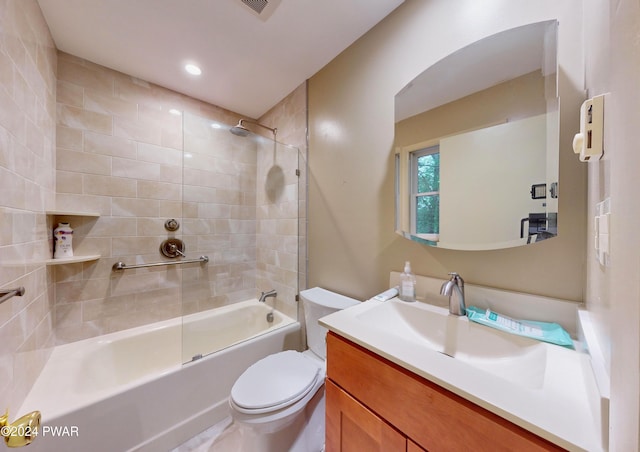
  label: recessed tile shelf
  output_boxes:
[44,255,101,266]
[46,210,101,264]
[46,210,101,217]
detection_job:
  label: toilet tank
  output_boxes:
[300,287,360,359]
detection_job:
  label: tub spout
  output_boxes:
[259,289,277,302]
[0,409,41,447]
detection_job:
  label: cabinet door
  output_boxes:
[326,379,406,452]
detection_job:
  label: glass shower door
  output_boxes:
[180,112,300,363]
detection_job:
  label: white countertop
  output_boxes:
[320,298,606,452]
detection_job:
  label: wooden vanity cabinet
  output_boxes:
[325,332,564,452]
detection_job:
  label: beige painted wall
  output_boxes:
[583,0,640,449]
[308,0,586,303]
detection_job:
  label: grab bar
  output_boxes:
[0,287,25,305]
[112,256,209,272]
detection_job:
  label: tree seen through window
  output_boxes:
[413,150,439,235]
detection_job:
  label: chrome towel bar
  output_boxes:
[112,255,209,272]
[0,287,25,305]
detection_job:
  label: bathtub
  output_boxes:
[19,300,300,452]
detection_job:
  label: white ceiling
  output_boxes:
[37,0,405,119]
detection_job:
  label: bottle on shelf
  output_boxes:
[53,222,74,259]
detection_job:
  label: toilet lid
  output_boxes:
[231,351,321,411]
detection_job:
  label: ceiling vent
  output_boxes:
[238,0,282,21]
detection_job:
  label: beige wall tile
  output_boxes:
[56,170,83,194]
[84,90,137,120]
[0,166,27,209]
[159,200,185,218]
[112,157,160,181]
[55,193,112,215]
[57,104,112,135]
[0,88,27,142]
[86,217,137,238]
[137,180,181,201]
[56,80,83,107]
[161,126,183,150]
[57,148,111,175]
[111,197,160,217]
[55,278,111,304]
[84,131,136,158]
[137,142,182,166]
[136,218,167,236]
[54,302,82,328]
[83,174,137,197]
[113,115,162,145]
[0,50,15,95]
[82,295,132,322]
[183,185,217,203]
[0,127,13,169]
[113,75,160,108]
[56,125,83,150]
[159,164,183,184]
[57,57,114,93]
[110,270,180,297]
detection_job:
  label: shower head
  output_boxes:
[230,122,251,137]
[229,119,277,139]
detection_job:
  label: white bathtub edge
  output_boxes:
[132,396,229,452]
[21,311,301,452]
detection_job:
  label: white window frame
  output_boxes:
[409,145,440,235]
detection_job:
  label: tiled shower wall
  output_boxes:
[54,52,305,343]
[0,0,57,415]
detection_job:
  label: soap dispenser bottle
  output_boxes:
[399,261,416,302]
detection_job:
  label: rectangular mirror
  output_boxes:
[395,20,559,250]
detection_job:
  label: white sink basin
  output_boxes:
[355,300,547,389]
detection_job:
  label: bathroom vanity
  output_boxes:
[326,332,561,451]
[320,280,606,452]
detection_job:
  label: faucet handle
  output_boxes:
[447,272,464,285]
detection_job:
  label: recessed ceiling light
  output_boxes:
[169,109,182,116]
[185,64,202,76]
[211,123,221,129]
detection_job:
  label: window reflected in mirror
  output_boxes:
[394,20,559,250]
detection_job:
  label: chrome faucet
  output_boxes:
[259,289,277,303]
[440,272,466,316]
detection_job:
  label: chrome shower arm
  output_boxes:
[232,118,277,138]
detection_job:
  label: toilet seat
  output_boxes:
[231,351,322,414]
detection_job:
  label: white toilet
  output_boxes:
[226,287,360,452]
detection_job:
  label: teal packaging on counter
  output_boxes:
[466,306,574,348]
